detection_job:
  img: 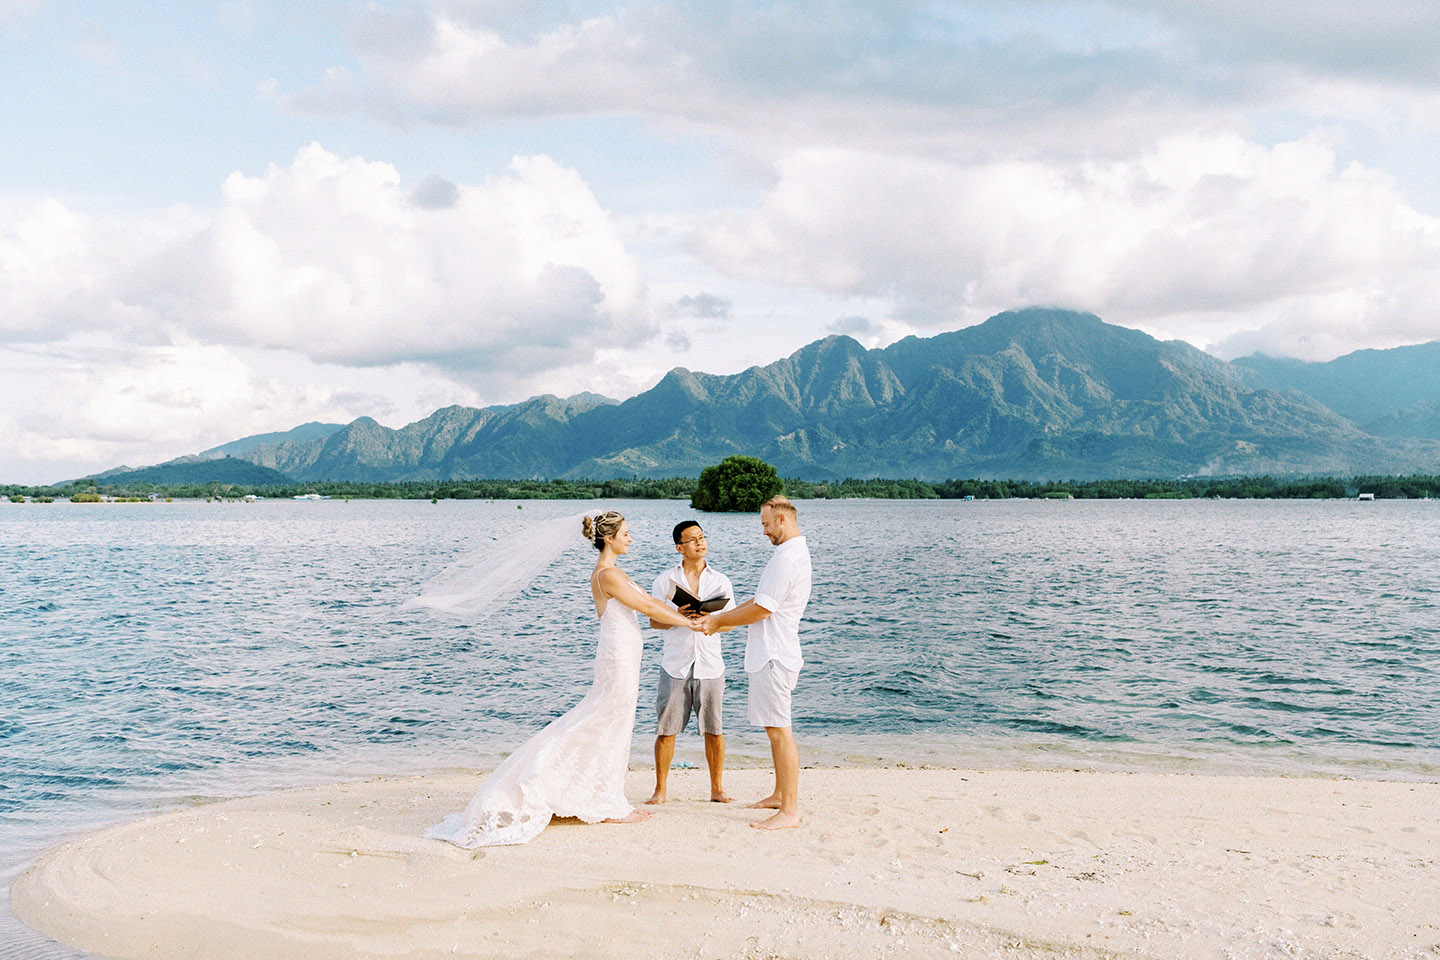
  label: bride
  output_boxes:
[426,510,703,848]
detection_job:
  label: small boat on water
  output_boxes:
[1356,492,1375,501]
[292,493,331,501]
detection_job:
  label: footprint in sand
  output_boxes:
[1119,830,1158,845]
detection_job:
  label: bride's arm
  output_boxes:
[598,569,698,629]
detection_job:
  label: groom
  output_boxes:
[701,496,811,830]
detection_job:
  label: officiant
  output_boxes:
[645,520,737,805]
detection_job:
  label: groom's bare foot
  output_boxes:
[710,788,734,803]
[643,790,667,805]
[604,809,651,824]
[746,794,782,809]
[751,811,802,830]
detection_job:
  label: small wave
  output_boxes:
[1002,716,1132,742]
[1219,721,1286,741]
[1350,639,1409,651]
[3,772,124,797]
[863,683,912,697]
[1236,695,1332,715]
[1302,727,1420,749]
[1249,672,1355,689]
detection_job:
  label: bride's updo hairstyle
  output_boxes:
[583,510,625,550]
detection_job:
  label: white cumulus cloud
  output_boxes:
[0,143,664,481]
[0,339,484,484]
[314,1,1440,164]
[0,144,653,384]
[692,134,1440,360]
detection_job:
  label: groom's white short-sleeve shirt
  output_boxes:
[652,562,735,680]
[745,535,811,674]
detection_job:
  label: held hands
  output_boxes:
[677,607,714,633]
[675,607,721,634]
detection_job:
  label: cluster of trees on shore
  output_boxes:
[6,472,1440,503]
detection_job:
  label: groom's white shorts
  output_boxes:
[746,660,799,728]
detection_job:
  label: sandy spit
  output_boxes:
[12,767,1440,959]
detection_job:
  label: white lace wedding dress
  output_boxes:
[426,599,643,847]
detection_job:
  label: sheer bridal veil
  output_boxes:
[403,510,590,620]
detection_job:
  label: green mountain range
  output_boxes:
[199,421,348,458]
[1233,343,1440,440]
[91,309,1440,484]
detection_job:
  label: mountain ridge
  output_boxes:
[1234,342,1440,438]
[80,309,1440,484]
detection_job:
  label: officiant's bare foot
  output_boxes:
[710,788,734,803]
[643,790,667,805]
[751,810,802,830]
[604,809,651,824]
[746,794,782,809]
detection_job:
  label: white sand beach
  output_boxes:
[13,766,1439,959]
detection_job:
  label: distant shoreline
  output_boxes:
[5,472,1440,503]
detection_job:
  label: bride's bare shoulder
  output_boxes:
[594,565,626,592]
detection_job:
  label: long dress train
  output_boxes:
[426,600,643,847]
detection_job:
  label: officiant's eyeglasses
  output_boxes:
[680,533,707,546]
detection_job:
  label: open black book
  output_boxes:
[670,583,730,613]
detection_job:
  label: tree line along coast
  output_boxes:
[5,467,1440,505]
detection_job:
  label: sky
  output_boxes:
[4,1,1440,484]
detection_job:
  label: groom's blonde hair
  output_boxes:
[761,496,796,520]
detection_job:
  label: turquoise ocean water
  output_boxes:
[3,497,1439,955]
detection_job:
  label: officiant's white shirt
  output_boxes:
[652,563,735,680]
[745,535,811,674]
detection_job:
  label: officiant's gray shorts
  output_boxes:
[656,667,724,736]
